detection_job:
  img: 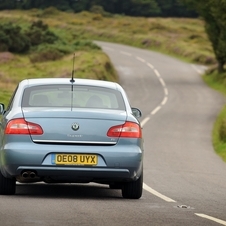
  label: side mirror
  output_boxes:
[131,107,142,118]
[0,103,5,114]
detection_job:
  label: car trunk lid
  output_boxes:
[22,108,127,144]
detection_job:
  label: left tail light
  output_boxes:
[5,118,43,135]
[107,121,142,138]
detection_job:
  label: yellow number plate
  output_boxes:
[55,154,97,165]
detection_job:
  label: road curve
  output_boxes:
[0,41,226,226]
[96,41,226,225]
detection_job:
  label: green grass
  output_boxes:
[0,9,120,104]
[212,105,226,162]
[0,9,215,65]
[0,51,118,105]
[203,71,226,162]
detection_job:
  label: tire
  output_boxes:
[0,171,16,195]
[122,172,143,199]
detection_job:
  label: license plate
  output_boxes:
[54,154,98,165]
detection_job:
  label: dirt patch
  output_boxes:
[0,72,12,83]
[0,52,14,63]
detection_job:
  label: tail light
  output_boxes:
[107,121,142,138]
[5,118,43,135]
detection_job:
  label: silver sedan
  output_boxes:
[0,78,144,199]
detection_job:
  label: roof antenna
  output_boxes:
[70,53,75,83]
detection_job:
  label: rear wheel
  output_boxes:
[0,171,16,195]
[122,172,143,199]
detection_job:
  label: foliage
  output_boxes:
[203,69,226,162]
[73,40,101,51]
[0,10,119,105]
[0,10,213,65]
[89,5,112,17]
[0,20,59,53]
[157,0,197,17]
[182,0,226,73]
[0,0,197,18]
[130,0,161,17]
[212,104,226,162]
[0,22,30,53]
[29,40,101,62]
[25,20,58,46]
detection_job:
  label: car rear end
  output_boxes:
[0,78,144,198]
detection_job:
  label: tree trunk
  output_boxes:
[218,60,225,73]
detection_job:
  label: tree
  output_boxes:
[70,0,90,12]
[130,0,161,17]
[156,0,197,17]
[182,0,226,73]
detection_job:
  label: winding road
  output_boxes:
[1,41,226,226]
[97,41,226,225]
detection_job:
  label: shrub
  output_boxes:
[31,20,48,31]
[89,5,111,17]
[25,20,58,46]
[30,47,63,63]
[73,40,101,51]
[0,23,30,53]
[42,7,59,16]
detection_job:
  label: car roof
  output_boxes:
[20,78,120,90]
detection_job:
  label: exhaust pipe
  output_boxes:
[21,171,37,179]
[22,172,29,178]
[30,172,36,178]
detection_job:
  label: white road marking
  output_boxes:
[159,78,166,87]
[161,96,168,105]
[108,50,174,204]
[143,183,176,202]
[147,63,154,69]
[164,88,168,96]
[154,69,161,78]
[120,51,132,56]
[136,57,146,63]
[141,116,150,128]
[133,54,174,204]
[195,214,226,226]
[151,106,161,115]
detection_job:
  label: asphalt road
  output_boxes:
[1,41,226,226]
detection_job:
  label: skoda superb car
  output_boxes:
[0,78,143,199]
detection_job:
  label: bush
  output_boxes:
[73,40,101,51]
[0,23,30,53]
[30,47,63,63]
[42,7,60,16]
[25,20,58,46]
[0,21,59,53]
[89,5,112,17]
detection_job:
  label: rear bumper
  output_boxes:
[0,140,143,183]
[21,165,140,182]
[2,164,143,183]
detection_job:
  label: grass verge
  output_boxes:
[203,71,226,162]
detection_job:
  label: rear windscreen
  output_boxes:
[22,85,126,110]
